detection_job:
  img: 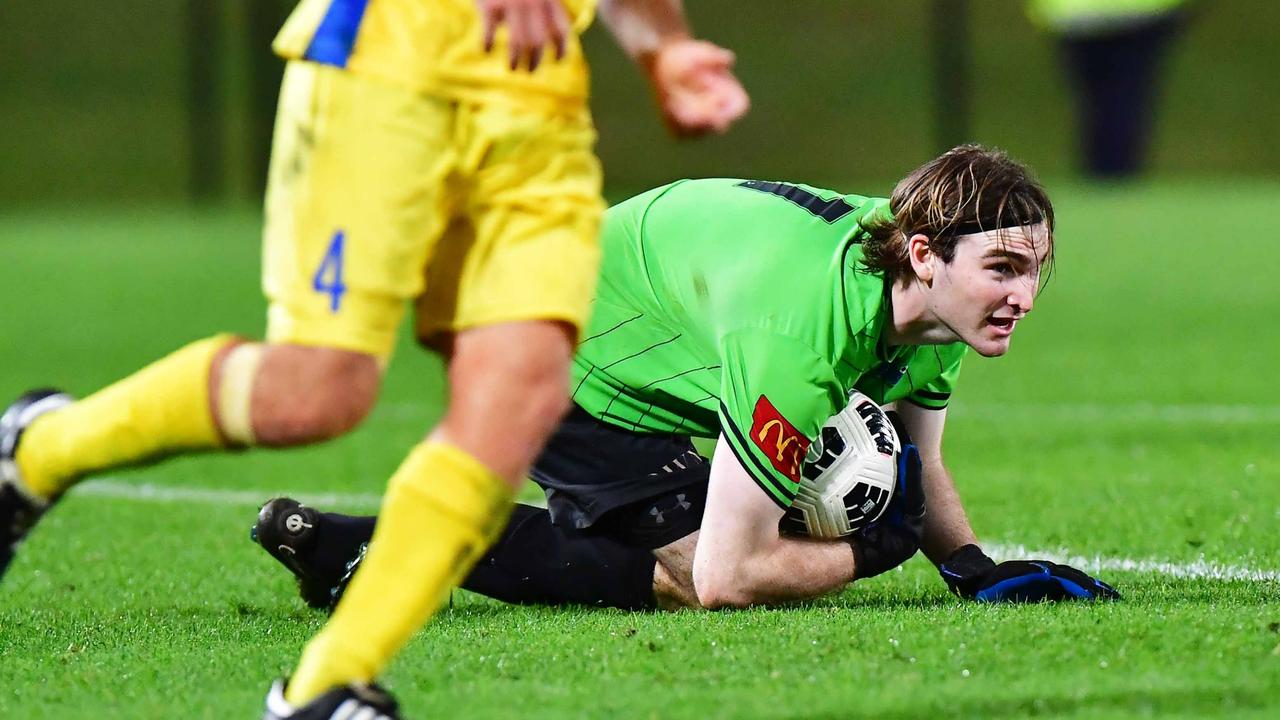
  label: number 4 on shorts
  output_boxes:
[312,230,347,313]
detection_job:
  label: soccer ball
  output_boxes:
[780,392,900,539]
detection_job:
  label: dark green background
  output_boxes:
[2,0,1277,207]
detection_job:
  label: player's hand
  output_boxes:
[939,545,1122,602]
[848,412,926,580]
[477,0,572,72]
[644,39,749,138]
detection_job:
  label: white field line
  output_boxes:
[985,542,1279,584]
[75,479,1279,584]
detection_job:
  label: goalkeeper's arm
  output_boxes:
[686,431,925,609]
[689,435,859,609]
[888,402,980,564]
[597,0,749,137]
[890,402,1122,602]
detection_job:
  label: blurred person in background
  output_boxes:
[0,1,747,718]
[1029,0,1191,179]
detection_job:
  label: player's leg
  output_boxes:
[254,502,701,612]
[248,397,691,604]
[1,61,447,582]
[9,342,380,494]
[250,403,717,613]
[285,320,574,702]
[652,532,700,609]
[1058,17,1181,178]
[229,344,381,447]
[451,401,706,610]
[2,336,227,508]
[450,400,708,610]
[461,503,660,609]
[0,330,382,585]
[252,498,380,610]
[259,498,663,612]
[1090,17,1182,178]
[0,340,378,580]
[281,97,606,705]
[254,405,707,611]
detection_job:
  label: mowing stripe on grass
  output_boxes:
[951,403,1280,425]
[74,479,1280,584]
[373,402,1280,425]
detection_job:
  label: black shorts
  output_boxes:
[530,405,710,549]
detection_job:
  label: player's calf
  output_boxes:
[217,343,380,447]
[437,320,576,484]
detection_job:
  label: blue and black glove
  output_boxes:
[939,544,1121,602]
[848,411,926,580]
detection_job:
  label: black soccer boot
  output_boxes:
[251,497,368,611]
[263,678,400,720]
[0,388,75,581]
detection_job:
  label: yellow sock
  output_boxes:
[15,335,234,501]
[285,441,515,705]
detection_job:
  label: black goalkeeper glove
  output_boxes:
[848,411,926,580]
[938,544,1122,602]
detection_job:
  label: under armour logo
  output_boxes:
[651,451,706,476]
[648,494,693,524]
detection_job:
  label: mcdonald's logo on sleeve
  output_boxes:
[749,395,811,484]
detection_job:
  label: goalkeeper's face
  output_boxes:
[924,222,1050,357]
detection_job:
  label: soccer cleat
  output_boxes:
[252,498,367,611]
[263,678,400,720]
[0,389,74,581]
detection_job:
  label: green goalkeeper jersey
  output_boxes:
[572,179,967,507]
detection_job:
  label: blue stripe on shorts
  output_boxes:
[303,0,370,68]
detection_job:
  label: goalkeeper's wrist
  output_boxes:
[847,526,918,581]
[847,536,873,580]
[938,544,997,598]
[637,36,695,77]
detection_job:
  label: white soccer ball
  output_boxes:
[780,391,900,539]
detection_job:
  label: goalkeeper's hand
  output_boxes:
[644,39,750,138]
[939,544,1121,602]
[848,411,926,580]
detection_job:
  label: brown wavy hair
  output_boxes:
[861,145,1055,283]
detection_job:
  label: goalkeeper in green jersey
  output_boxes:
[254,145,1118,610]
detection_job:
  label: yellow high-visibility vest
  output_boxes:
[1028,0,1188,32]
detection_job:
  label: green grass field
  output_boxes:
[1,182,1278,718]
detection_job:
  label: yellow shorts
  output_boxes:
[262,61,604,360]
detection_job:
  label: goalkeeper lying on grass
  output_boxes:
[255,146,1118,611]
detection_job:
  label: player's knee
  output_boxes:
[226,344,381,446]
[693,579,753,610]
[693,552,770,610]
[653,560,703,611]
[285,348,380,441]
[692,562,750,610]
